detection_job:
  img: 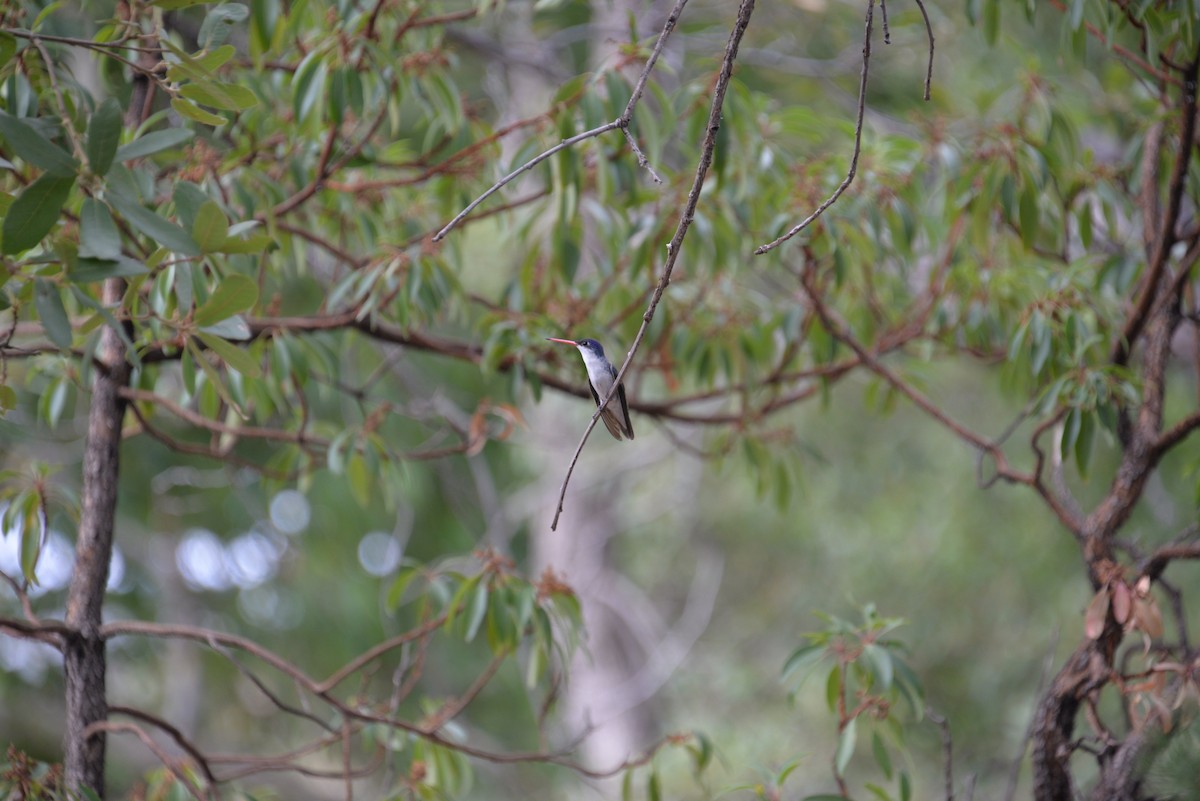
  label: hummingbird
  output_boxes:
[546,337,635,440]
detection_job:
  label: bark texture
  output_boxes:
[63,279,130,799]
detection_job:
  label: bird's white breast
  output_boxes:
[579,347,616,394]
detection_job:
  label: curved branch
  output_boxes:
[755,0,875,255]
[433,0,689,240]
[550,0,758,531]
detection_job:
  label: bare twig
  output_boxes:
[108,705,219,794]
[83,721,209,801]
[549,0,758,530]
[927,707,955,801]
[433,0,690,240]
[913,0,935,100]
[755,0,876,255]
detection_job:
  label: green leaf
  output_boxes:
[217,233,273,254]
[386,566,422,610]
[872,730,893,780]
[1074,409,1095,479]
[78,198,122,260]
[192,201,229,252]
[32,1,63,29]
[0,111,78,177]
[862,643,894,690]
[107,190,201,255]
[115,128,194,162]
[825,664,842,712]
[71,256,147,283]
[1,173,75,254]
[173,182,209,231]
[781,642,826,686]
[180,81,258,112]
[196,331,261,378]
[34,280,72,348]
[85,98,123,176]
[199,3,250,50]
[464,581,489,643]
[171,97,227,127]
[835,715,857,776]
[186,337,244,417]
[0,33,16,69]
[347,451,371,507]
[900,771,911,801]
[200,315,252,341]
[647,772,661,801]
[1018,184,1038,249]
[194,274,259,327]
[151,0,210,8]
[983,0,1000,45]
[194,44,237,73]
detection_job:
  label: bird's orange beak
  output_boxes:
[546,337,578,346]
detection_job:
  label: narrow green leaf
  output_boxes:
[217,233,273,254]
[1,173,75,254]
[180,81,257,112]
[445,574,480,631]
[781,642,826,685]
[386,566,422,611]
[115,128,193,162]
[1074,409,1095,479]
[78,197,122,260]
[0,111,78,176]
[192,201,229,253]
[186,337,244,417]
[464,581,489,643]
[1018,184,1038,249]
[34,280,72,348]
[825,664,842,712]
[872,730,893,780]
[647,772,661,801]
[835,716,858,776]
[983,0,1000,45]
[171,97,226,126]
[196,331,261,378]
[32,1,63,29]
[347,452,370,507]
[194,44,237,73]
[85,98,123,176]
[900,770,912,801]
[151,0,210,8]
[194,274,258,327]
[862,643,894,690]
[107,190,200,255]
[0,33,16,69]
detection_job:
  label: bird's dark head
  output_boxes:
[574,338,605,358]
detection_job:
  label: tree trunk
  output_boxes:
[63,278,130,799]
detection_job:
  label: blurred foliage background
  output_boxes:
[1,0,1198,800]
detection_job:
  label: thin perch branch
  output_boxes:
[755,0,876,255]
[550,0,758,530]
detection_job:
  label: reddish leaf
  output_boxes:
[1112,581,1131,626]
[1084,586,1109,640]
